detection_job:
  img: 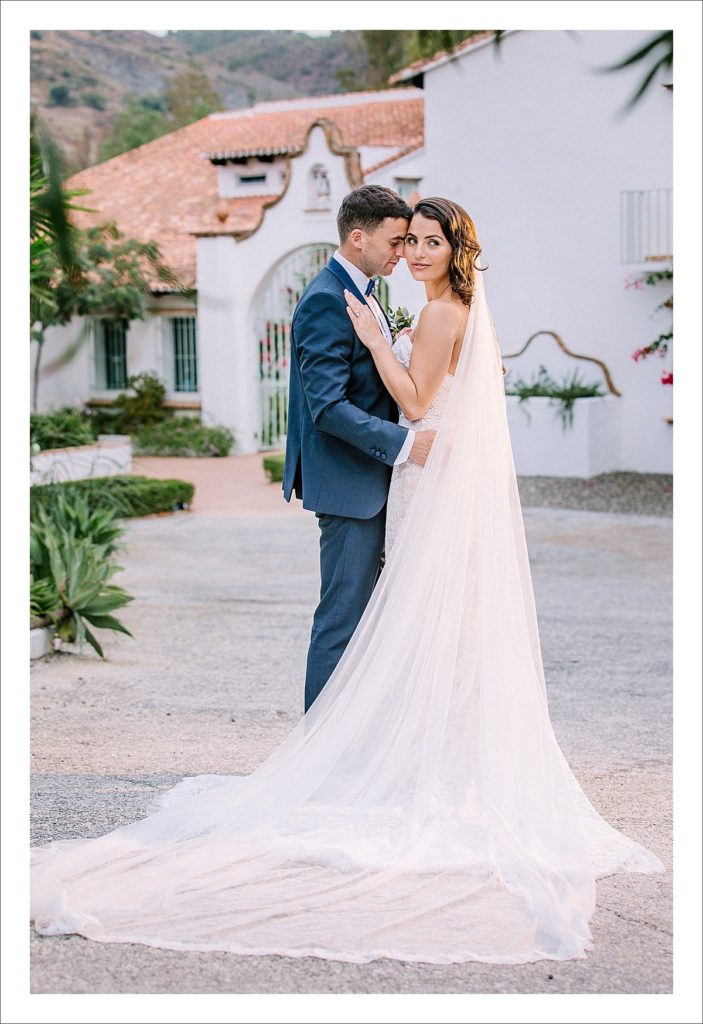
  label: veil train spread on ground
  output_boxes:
[31,269,664,964]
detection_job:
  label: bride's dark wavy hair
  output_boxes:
[411,197,487,307]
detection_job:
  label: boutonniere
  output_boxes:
[386,306,415,341]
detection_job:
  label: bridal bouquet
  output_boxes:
[386,306,415,341]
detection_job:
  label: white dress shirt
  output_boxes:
[332,250,415,465]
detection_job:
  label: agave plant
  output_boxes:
[31,489,125,561]
[30,491,134,658]
[42,530,134,658]
[30,572,62,627]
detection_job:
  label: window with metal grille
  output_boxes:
[620,188,672,264]
[171,317,198,392]
[95,318,128,390]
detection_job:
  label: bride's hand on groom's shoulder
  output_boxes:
[344,289,385,352]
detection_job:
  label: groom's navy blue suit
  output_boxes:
[283,257,409,711]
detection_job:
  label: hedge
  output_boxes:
[133,417,234,456]
[30,475,195,519]
[262,453,285,483]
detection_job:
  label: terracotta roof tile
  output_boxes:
[362,143,423,176]
[65,91,424,292]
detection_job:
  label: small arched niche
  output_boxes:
[308,163,332,210]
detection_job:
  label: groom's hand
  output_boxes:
[408,429,436,467]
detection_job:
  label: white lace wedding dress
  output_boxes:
[31,271,664,964]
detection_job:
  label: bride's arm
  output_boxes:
[344,290,457,420]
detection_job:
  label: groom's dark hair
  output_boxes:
[337,185,412,242]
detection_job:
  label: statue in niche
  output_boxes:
[309,164,331,208]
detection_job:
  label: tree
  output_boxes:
[98,74,221,161]
[98,94,172,162]
[403,30,477,64]
[337,31,409,91]
[30,115,192,411]
[595,30,673,114]
[345,28,673,110]
[337,30,479,91]
[31,110,90,331]
[165,69,222,128]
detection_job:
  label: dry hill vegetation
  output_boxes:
[29,29,476,172]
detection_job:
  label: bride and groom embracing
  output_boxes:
[283,184,467,712]
[31,186,664,966]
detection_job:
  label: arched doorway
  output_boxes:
[254,243,336,451]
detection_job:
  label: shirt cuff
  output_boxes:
[394,429,415,465]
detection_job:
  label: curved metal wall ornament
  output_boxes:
[502,330,622,396]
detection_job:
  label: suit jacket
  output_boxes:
[283,257,409,519]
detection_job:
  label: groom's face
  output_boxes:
[357,217,409,278]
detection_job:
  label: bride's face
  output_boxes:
[404,214,453,284]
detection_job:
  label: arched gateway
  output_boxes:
[254,244,392,450]
[254,243,336,451]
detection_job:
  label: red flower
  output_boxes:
[661,371,673,386]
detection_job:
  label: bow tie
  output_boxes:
[365,278,377,297]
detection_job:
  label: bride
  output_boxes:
[30,197,664,965]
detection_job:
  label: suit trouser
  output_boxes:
[304,506,386,713]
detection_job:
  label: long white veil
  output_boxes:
[31,268,664,963]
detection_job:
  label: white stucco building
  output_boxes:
[34,30,672,473]
[33,89,425,454]
[390,29,673,473]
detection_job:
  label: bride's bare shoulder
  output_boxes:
[415,298,466,336]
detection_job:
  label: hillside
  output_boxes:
[29,29,367,171]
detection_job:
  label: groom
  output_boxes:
[283,185,435,712]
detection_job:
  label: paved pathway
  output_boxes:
[131,452,305,518]
[30,456,672,994]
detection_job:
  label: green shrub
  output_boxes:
[30,407,95,451]
[110,371,168,433]
[133,417,234,456]
[31,475,195,519]
[262,452,285,483]
[30,491,134,658]
[83,91,107,110]
[82,406,125,437]
[139,94,166,112]
[48,84,75,107]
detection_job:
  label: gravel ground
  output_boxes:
[129,454,673,519]
[517,472,672,517]
[29,493,672,995]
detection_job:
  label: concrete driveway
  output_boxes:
[30,456,672,994]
